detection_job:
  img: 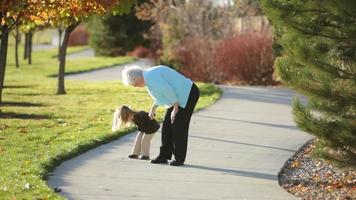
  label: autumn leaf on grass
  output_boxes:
[57,119,65,124]
[0,124,9,130]
[23,160,31,165]
[17,128,28,133]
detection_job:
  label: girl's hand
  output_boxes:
[148,111,155,120]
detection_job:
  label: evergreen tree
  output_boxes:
[260,0,356,165]
[88,10,152,56]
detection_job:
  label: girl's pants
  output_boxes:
[132,132,155,156]
[159,83,200,162]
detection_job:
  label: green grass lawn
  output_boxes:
[0,43,222,199]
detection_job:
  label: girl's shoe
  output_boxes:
[139,155,150,160]
[128,154,138,159]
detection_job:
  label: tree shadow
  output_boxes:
[0,101,45,107]
[21,93,42,96]
[5,92,42,96]
[219,85,308,106]
[0,112,50,120]
[183,164,277,181]
[195,114,298,131]
[190,135,295,152]
[4,85,35,89]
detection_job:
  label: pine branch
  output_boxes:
[288,21,348,40]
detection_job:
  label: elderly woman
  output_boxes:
[121,65,200,166]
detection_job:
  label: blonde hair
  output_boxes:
[112,105,136,132]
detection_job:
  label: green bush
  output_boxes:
[87,12,152,56]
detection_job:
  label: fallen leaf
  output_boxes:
[0,124,9,130]
[291,161,301,168]
[23,160,31,165]
[17,128,27,134]
[344,175,355,184]
[325,185,335,192]
[24,183,31,190]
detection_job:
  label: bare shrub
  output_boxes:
[173,33,277,85]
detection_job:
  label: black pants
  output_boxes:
[159,83,200,162]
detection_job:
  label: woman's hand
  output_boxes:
[171,103,179,124]
[149,103,158,120]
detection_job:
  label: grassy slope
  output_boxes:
[0,43,222,199]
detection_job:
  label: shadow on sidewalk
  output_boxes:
[195,114,298,131]
[47,63,122,78]
[221,86,296,106]
[183,164,277,181]
[190,135,295,152]
[194,115,298,130]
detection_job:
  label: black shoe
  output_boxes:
[128,154,138,159]
[169,160,184,166]
[150,157,168,164]
[139,155,150,160]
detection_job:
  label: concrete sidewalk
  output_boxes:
[65,58,154,81]
[47,85,312,200]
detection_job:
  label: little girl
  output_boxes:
[112,105,160,160]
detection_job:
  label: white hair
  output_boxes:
[121,66,144,86]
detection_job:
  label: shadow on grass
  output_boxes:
[199,84,223,96]
[0,101,45,107]
[5,92,42,96]
[50,47,91,59]
[4,85,36,89]
[0,112,50,120]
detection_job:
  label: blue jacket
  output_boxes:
[143,66,193,108]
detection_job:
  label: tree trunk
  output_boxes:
[57,23,79,95]
[28,31,33,65]
[24,33,29,60]
[15,27,20,68]
[58,27,63,60]
[0,26,10,104]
